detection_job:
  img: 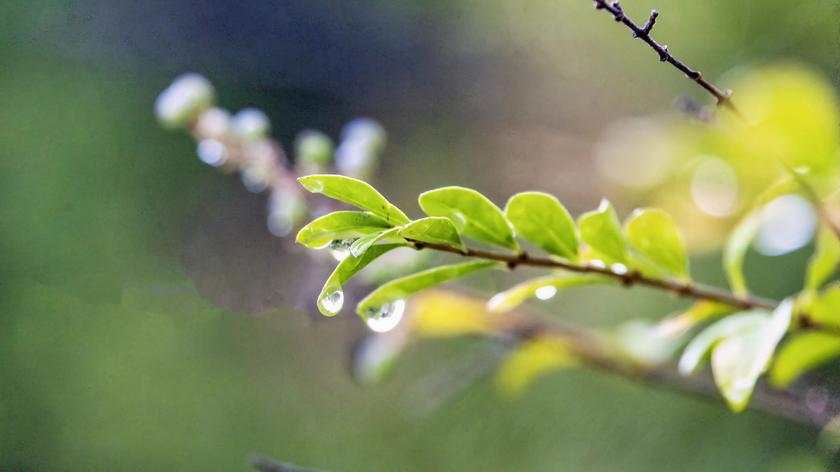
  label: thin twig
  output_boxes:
[591,1,743,119]
[405,238,840,336]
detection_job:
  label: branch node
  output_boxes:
[641,10,658,34]
[658,46,669,61]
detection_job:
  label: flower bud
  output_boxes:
[155,73,215,129]
[232,108,270,140]
[196,139,229,167]
[194,107,231,139]
[341,118,386,154]
[295,130,334,171]
[267,188,307,237]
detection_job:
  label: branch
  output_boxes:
[250,454,327,472]
[405,238,840,336]
[591,1,743,119]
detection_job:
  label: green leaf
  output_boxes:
[298,174,410,225]
[296,211,393,249]
[495,337,577,397]
[418,187,519,251]
[723,210,761,296]
[348,227,405,258]
[399,217,465,251]
[624,208,689,279]
[806,228,840,291]
[678,311,769,376]
[577,199,627,264]
[810,283,840,326]
[505,192,578,260]
[770,332,840,387]
[356,260,501,317]
[710,299,793,411]
[317,244,401,316]
[487,274,611,313]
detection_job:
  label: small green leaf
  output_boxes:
[349,227,405,258]
[806,228,840,291]
[723,210,761,296]
[505,192,578,260]
[357,261,501,317]
[298,174,410,225]
[317,244,401,316]
[810,283,840,326]
[487,274,611,313]
[624,208,689,279]
[296,211,393,249]
[710,299,793,411]
[399,217,465,251]
[418,187,519,251]
[678,311,768,376]
[577,199,627,264]
[770,332,840,387]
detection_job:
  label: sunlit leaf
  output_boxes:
[711,300,793,411]
[505,192,578,260]
[624,208,689,279]
[770,332,840,387]
[486,274,610,313]
[654,301,734,339]
[357,260,501,318]
[418,187,519,251]
[678,311,768,376]
[298,174,410,225]
[577,199,627,264]
[317,244,402,317]
[399,217,465,251]
[410,290,496,337]
[349,227,404,258]
[806,228,840,291]
[296,211,393,249]
[809,284,840,327]
[722,210,761,296]
[495,337,577,398]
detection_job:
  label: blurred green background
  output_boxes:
[1,0,836,470]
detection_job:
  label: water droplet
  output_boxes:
[534,286,557,301]
[365,299,406,333]
[589,260,607,269]
[611,263,628,275]
[328,239,354,262]
[196,139,228,167]
[755,195,816,256]
[319,290,344,315]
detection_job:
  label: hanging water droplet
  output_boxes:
[534,285,557,301]
[319,289,344,315]
[589,259,607,270]
[365,299,406,333]
[611,263,628,275]
[328,239,354,262]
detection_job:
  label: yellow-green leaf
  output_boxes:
[296,211,393,249]
[317,244,401,316]
[505,192,578,260]
[298,174,410,225]
[399,217,465,251]
[418,187,519,251]
[357,260,501,318]
[625,208,689,279]
[723,210,761,296]
[577,199,627,264]
[806,228,840,291]
[495,337,577,398]
[770,332,840,387]
[486,274,610,313]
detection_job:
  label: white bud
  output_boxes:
[196,139,228,167]
[194,107,231,139]
[267,189,307,236]
[341,118,386,153]
[295,130,334,169]
[232,108,270,140]
[155,73,215,129]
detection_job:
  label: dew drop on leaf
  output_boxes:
[319,289,344,315]
[328,239,355,262]
[534,286,558,301]
[365,299,406,333]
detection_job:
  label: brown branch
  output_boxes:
[405,238,840,336]
[591,1,744,119]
